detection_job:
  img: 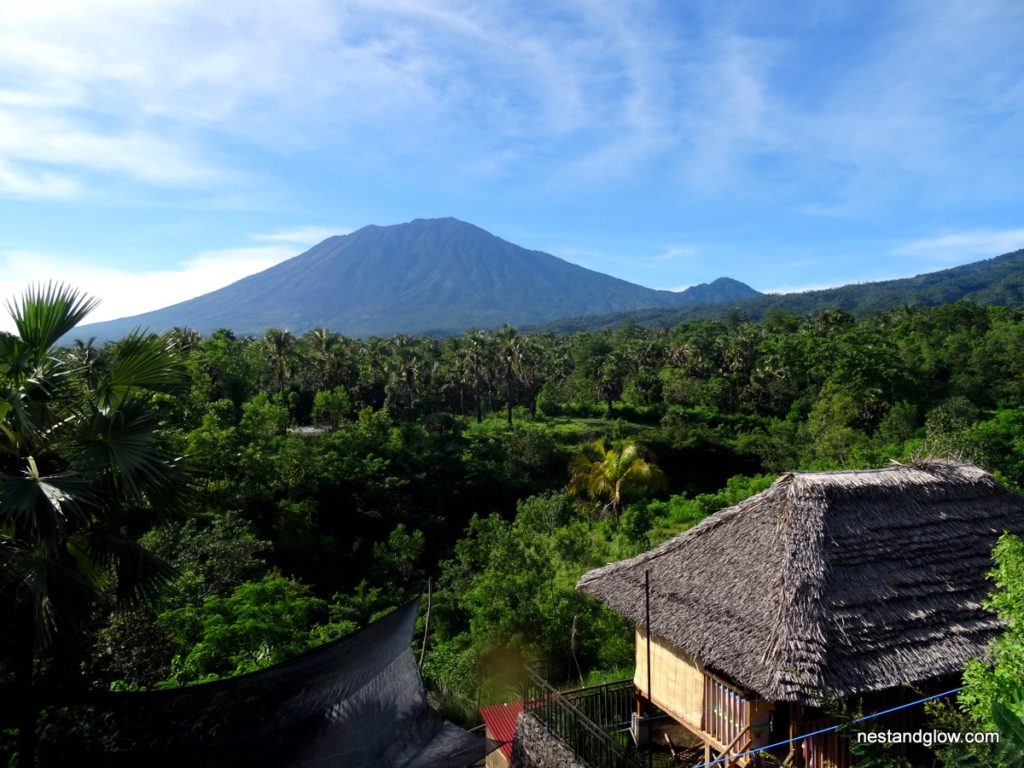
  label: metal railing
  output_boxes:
[562,678,636,731]
[523,666,646,768]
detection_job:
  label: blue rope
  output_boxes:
[691,686,963,768]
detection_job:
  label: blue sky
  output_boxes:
[0,0,1022,326]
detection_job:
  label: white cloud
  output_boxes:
[0,111,223,188]
[0,249,289,331]
[0,225,342,331]
[0,0,698,196]
[893,229,1024,262]
[0,159,81,199]
[0,0,1020,215]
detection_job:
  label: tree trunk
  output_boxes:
[505,358,514,426]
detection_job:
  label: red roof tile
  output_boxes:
[479,699,523,761]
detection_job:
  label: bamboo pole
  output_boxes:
[645,570,652,705]
[646,570,653,768]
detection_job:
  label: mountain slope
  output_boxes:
[545,248,1024,332]
[77,218,759,339]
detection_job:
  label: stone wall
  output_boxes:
[510,711,588,768]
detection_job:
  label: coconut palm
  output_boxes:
[567,439,667,518]
[384,335,427,420]
[0,284,185,764]
[495,325,521,425]
[458,331,495,423]
[301,327,354,392]
[262,328,296,393]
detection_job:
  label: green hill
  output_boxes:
[545,248,1024,332]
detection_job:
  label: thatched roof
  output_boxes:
[577,462,1024,705]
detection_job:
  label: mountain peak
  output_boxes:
[77,219,759,340]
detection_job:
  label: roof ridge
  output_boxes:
[575,487,768,587]
[758,475,831,700]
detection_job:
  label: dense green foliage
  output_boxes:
[929,534,1024,767]
[962,535,1024,724]
[6,294,1024,764]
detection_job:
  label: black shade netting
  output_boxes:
[65,598,492,767]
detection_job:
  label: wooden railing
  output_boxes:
[702,671,750,749]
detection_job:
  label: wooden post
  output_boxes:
[645,570,653,768]
[788,702,805,768]
[645,570,652,708]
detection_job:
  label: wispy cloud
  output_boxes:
[251,226,348,244]
[893,229,1024,262]
[0,0,714,196]
[0,112,223,189]
[675,30,781,191]
[787,3,1024,211]
[0,0,1021,296]
[0,159,81,199]
[652,244,699,263]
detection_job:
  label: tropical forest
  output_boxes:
[3,286,1024,765]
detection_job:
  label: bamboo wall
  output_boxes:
[634,628,773,763]
[634,627,706,731]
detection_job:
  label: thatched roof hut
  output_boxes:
[577,461,1024,706]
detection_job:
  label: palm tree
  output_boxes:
[567,439,667,518]
[496,325,520,426]
[301,327,352,392]
[0,284,185,764]
[458,331,495,423]
[384,335,427,420]
[167,326,202,352]
[262,328,296,394]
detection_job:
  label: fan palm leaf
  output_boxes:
[0,467,94,548]
[0,284,184,658]
[73,399,179,498]
[93,332,187,409]
[86,525,176,608]
[7,283,99,357]
[1,534,101,647]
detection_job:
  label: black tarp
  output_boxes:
[68,599,489,767]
